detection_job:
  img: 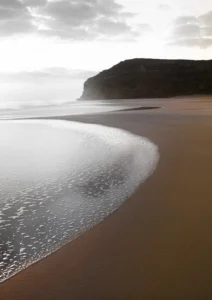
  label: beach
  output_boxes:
[1,98,212,299]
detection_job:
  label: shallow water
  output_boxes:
[0,98,162,119]
[0,101,135,119]
[2,97,212,119]
[0,120,159,282]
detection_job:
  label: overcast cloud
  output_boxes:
[1,0,211,48]
[37,0,149,40]
[0,0,211,76]
[0,0,211,109]
[170,10,212,48]
[0,0,34,35]
[158,4,171,11]
[0,68,97,81]
[0,0,152,40]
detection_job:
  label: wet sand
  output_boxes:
[1,100,212,299]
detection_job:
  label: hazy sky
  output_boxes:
[0,0,211,73]
[0,0,211,108]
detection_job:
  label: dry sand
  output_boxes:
[1,99,212,299]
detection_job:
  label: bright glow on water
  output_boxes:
[0,120,159,282]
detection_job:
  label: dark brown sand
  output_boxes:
[1,100,212,299]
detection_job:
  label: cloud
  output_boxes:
[0,68,97,80]
[170,11,212,48]
[35,0,139,40]
[0,19,34,36]
[0,0,35,36]
[175,16,199,26]
[0,0,149,40]
[94,18,132,36]
[203,26,212,37]
[22,0,47,7]
[136,23,152,33]
[0,8,21,20]
[158,4,171,11]
[173,24,201,39]
[0,0,26,20]
[0,0,24,9]
[199,11,212,27]
[172,38,212,48]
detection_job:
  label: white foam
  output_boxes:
[0,120,159,283]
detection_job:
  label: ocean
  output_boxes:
[0,77,150,118]
[0,120,159,282]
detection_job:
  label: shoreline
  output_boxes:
[1,102,212,299]
[1,95,212,120]
[0,119,159,284]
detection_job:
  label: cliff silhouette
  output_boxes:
[80,58,212,100]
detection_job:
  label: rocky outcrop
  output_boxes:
[80,58,212,100]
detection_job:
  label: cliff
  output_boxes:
[80,58,212,100]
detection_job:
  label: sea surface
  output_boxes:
[0,100,142,119]
[0,120,159,282]
[1,96,212,119]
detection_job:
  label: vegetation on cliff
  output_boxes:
[80,58,212,100]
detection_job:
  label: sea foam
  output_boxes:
[0,120,159,282]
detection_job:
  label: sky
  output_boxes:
[0,0,211,107]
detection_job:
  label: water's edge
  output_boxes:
[0,120,159,283]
